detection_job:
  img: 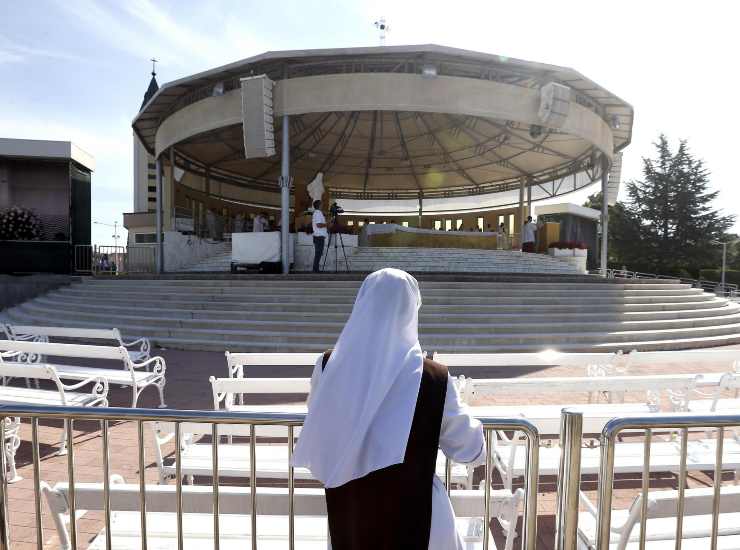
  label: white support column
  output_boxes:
[418,192,423,227]
[155,157,163,273]
[518,177,525,243]
[280,114,291,274]
[527,178,533,217]
[600,156,610,276]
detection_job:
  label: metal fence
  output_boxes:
[73,245,156,274]
[0,405,540,550]
[601,268,739,298]
[555,411,740,550]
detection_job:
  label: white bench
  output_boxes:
[0,340,166,408]
[433,351,627,371]
[209,376,474,488]
[3,324,151,362]
[0,361,108,453]
[458,374,704,406]
[578,485,740,550]
[2,417,21,483]
[685,372,740,414]
[150,421,312,484]
[224,351,320,378]
[43,477,523,550]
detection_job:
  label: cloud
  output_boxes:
[0,36,85,65]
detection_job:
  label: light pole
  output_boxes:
[93,220,121,249]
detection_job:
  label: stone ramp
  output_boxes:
[6,275,740,353]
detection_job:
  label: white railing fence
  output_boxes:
[0,405,540,550]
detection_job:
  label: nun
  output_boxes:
[293,268,485,549]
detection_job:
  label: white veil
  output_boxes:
[292,268,424,488]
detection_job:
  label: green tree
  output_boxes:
[583,192,644,269]
[623,135,734,276]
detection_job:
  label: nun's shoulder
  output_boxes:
[422,357,449,381]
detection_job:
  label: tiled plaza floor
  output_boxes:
[3,345,739,549]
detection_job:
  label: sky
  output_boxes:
[1,0,739,245]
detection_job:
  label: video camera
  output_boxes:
[329,202,344,218]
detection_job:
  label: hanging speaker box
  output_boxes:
[241,75,276,159]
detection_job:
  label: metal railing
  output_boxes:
[0,405,540,550]
[73,245,156,274]
[601,268,739,298]
[555,411,740,550]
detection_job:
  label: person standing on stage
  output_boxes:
[312,200,328,272]
[521,215,537,253]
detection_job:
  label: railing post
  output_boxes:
[555,409,583,550]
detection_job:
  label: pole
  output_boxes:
[527,178,533,218]
[554,410,583,550]
[418,192,423,227]
[155,157,163,273]
[518,177,525,246]
[721,242,727,294]
[280,114,291,274]
[600,155,610,276]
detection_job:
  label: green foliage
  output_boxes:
[698,269,740,286]
[587,135,735,276]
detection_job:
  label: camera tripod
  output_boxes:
[322,217,350,272]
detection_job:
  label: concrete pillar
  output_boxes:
[527,178,533,217]
[600,156,610,276]
[418,192,423,227]
[155,157,163,273]
[280,114,291,274]
[518,177,525,245]
[164,148,175,232]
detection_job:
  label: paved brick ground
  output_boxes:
[3,345,739,549]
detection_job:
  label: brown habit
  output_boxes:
[321,351,449,550]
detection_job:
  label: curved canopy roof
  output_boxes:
[134,45,633,200]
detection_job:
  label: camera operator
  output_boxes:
[312,200,328,272]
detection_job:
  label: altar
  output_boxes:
[362,224,506,250]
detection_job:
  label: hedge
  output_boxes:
[698,269,740,286]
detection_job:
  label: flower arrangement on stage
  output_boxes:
[0,206,41,241]
[548,241,588,250]
[548,241,588,257]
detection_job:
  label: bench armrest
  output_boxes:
[131,356,166,376]
[61,376,109,400]
[122,337,151,355]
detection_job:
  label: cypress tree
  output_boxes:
[624,135,734,276]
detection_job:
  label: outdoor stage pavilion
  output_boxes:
[128,44,633,274]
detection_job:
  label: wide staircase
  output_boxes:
[347,247,581,274]
[6,275,740,352]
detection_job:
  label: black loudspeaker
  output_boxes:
[258,261,282,274]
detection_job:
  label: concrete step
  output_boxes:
[17,302,740,334]
[8,308,740,352]
[11,273,740,354]
[51,283,706,298]
[33,293,731,315]
[46,289,717,307]
[76,278,695,291]
[25,297,740,322]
